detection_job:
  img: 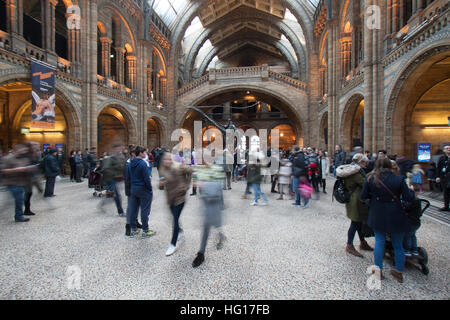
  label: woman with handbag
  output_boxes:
[360,158,416,283]
[337,153,372,258]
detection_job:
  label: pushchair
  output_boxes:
[385,199,431,275]
[89,168,105,197]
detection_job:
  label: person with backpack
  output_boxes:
[43,149,59,197]
[291,146,307,207]
[360,158,416,283]
[336,153,372,258]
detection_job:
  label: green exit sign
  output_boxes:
[448,117,450,126]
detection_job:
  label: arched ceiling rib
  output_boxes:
[183,13,307,81]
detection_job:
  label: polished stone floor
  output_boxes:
[0,174,448,300]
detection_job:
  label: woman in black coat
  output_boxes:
[360,158,415,283]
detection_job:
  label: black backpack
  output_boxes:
[332,178,352,204]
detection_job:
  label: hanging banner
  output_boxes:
[417,143,432,163]
[31,59,56,129]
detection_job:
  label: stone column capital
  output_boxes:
[100,37,113,44]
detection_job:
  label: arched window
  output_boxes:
[23,0,42,48]
[0,0,7,32]
[55,1,68,59]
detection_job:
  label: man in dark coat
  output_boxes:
[43,149,59,197]
[56,147,65,176]
[436,145,450,212]
[291,146,307,207]
[82,148,89,178]
[333,145,346,177]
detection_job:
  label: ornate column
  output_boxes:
[6,0,18,34]
[160,76,167,106]
[114,47,125,84]
[99,37,112,77]
[155,73,160,103]
[43,0,57,53]
[147,66,152,101]
[67,10,82,75]
[126,55,137,89]
[392,0,400,33]
[223,101,231,120]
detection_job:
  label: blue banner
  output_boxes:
[31,59,56,129]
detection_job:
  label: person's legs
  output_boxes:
[24,188,32,214]
[322,179,326,193]
[170,202,185,246]
[112,180,124,214]
[390,232,406,272]
[373,230,387,270]
[44,177,55,196]
[252,183,259,203]
[347,221,358,246]
[199,223,211,254]
[245,182,251,195]
[139,191,153,232]
[443,185,450,209]
[8,186,26,220]
[128,194,139,231]
[258,184,268,202]
[292,176,300,205]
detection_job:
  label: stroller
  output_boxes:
[89,168,105,197]
[385,199,430,275]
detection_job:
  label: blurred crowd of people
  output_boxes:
[1,140,449,277]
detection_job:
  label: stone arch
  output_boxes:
[152,45,167,76]
[385,44,450,155]
[2,78,82,153]
[177,84,307,146]
[97,101,137,149]
[147,115,166,150]
[319,111,329,150]
[340,93,364,152]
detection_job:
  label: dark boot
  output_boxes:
[125,224,131,236]
[360,240,374,251]
[136,221,142,229]
[192,252,205,268]
[390,269,403,283]
[346,245,364,258]
[24,211,36,216]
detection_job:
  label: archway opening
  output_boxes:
[408,79,450,161]
[23,0,42,48]
[0,81,77,155]
[97,106,128,155]
[0,0,6,32]
[390,51,450,159]
[342,95,364,152]
[270,124,296,152]
[147,118,162,151]
[181,89,303,152]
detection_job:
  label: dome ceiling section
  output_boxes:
[198,0,286,27]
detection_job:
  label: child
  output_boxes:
[277,159,292,200]
[404,198,424,258]
[411,164,425,193]
[298,176,312,209]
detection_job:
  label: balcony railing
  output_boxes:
[206,111,288,122]
[177,66,307,97]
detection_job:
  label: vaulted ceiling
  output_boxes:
[150,0,318,82]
